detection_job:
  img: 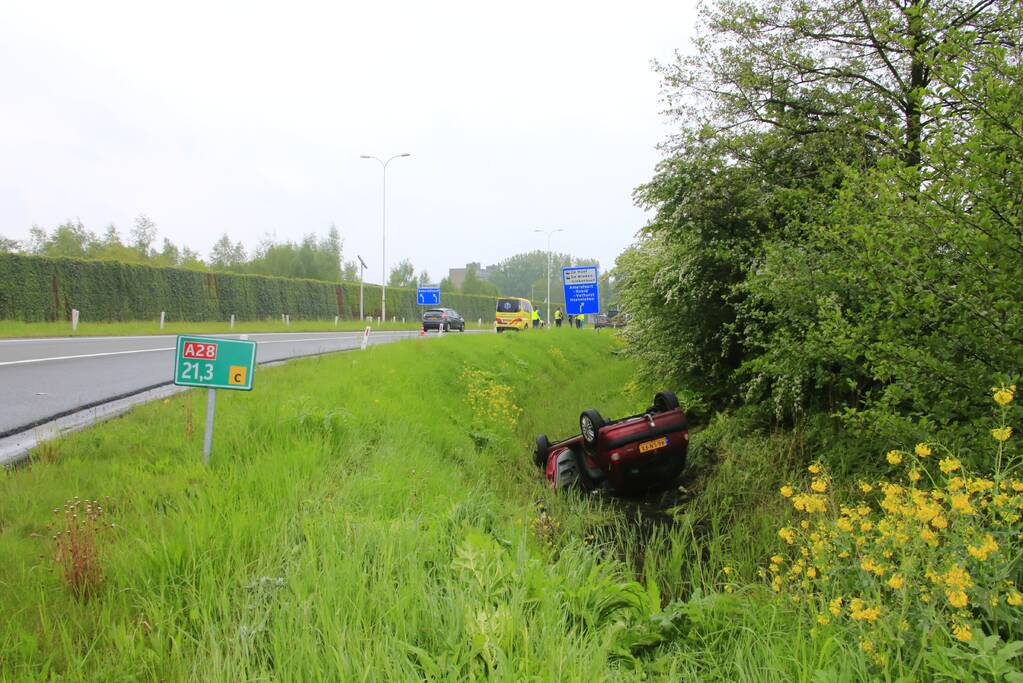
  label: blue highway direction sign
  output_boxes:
[417,287,440,305]
[562,266,600,315]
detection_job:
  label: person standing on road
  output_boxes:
[532,308,541,329]
[554,308,563,328]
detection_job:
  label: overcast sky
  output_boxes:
[0,0,698,285]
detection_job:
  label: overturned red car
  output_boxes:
[533,391,689,495]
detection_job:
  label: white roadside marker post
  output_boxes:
[160,311,165,330]
[334,315,339,327]
[230,314,235,329]
[71,308,79,331]
[361,326,371,350]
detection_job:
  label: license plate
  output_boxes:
[639,436,668,453]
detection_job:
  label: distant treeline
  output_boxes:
[0,253,500,323]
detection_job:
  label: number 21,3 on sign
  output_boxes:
[179,361,214,381]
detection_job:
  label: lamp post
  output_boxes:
[534,228,565,327]
[360,153,411,324]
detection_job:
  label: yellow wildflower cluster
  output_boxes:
[992,384,1016,406]
[767,394,1021,660]
[460,366,523,434]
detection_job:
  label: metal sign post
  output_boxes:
[173,335,257,465]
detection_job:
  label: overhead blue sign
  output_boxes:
[562,266,600,315]
[417,287,440,305]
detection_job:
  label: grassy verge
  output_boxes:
[3,330,1006,680]
[0,331,674,680]
[0,318,494,338]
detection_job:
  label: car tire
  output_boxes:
[554,450,580,490]
[460,323,465,332]
[580,409,606,446]
[653,391,680,413]
[534,434,550,468]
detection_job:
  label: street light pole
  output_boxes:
[534,228,565,327]
[360,153,411,325]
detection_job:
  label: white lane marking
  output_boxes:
[0,332,416,367]
[0,347,174,366]
[0,331,375,344]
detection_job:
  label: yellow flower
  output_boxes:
[860,520,873,533]
[780,485,795,498]
[829,597,843,616]
[860,640,874,653]
[952,622,972,642]
[771,555,784,565]
[947,590,969,608]
[723,566,733,576]
[808,463,822,474]
[817,614,830,625]
[887,574,905,590]
[807,567,818,578]
[908,469,922,482]
[850,604,881,622]
[993,385,1016,406]
[1007,592,1023,606]
[993,427,1013,442]
[858,481,874,493]
[939,457,961,474]
[811,478,828,493]
[778,528,795,544]
[915,443,932,457]
[951,493,975,514]
[887,450,903,465]
[967,534,999,561]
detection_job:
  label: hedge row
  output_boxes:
[0,253,503,323]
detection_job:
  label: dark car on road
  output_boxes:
[422,307,465,332]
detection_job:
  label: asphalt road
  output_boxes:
[0,329,480,437]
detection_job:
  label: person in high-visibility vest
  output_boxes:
[531,308,541,328]
[554,308,563,328]
[576,313,584,328]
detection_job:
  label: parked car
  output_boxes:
[593,314,614,329]
[533,391,689,495]
[495,297,533,332]
[422,307,465,332]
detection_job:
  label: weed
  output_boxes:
[49,497,114,600]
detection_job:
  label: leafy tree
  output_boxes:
[417,270,431,286]
[461,266,498,297]
[130,214,157,257]
[342,259,359,281]
[388,259,416,288]
[0,236,20,253]
[210,233,246,269]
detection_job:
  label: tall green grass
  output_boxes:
[2,331,985,680]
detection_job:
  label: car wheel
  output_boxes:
[534,434,550,468]
[653,391,680,413]
[554,450,580,490]
[580,409,606,446]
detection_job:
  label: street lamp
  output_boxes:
[360,153,411,324]
[534,228,565,327]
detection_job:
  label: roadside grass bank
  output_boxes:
[0,330,676,680]
[4,328,1015,680]
[0,318,493,339]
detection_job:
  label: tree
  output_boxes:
[154,238,180,266]
[388,259,416,288]
[130,214,157,257]
[342,259,359,281]
[666,0,1015,168]
[0,236,20,253]
[210,233,246,269]
[417,270,431,285]
[461,266,498,297]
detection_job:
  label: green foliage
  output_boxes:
[0,252,499,323]
[387,258,416,288]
